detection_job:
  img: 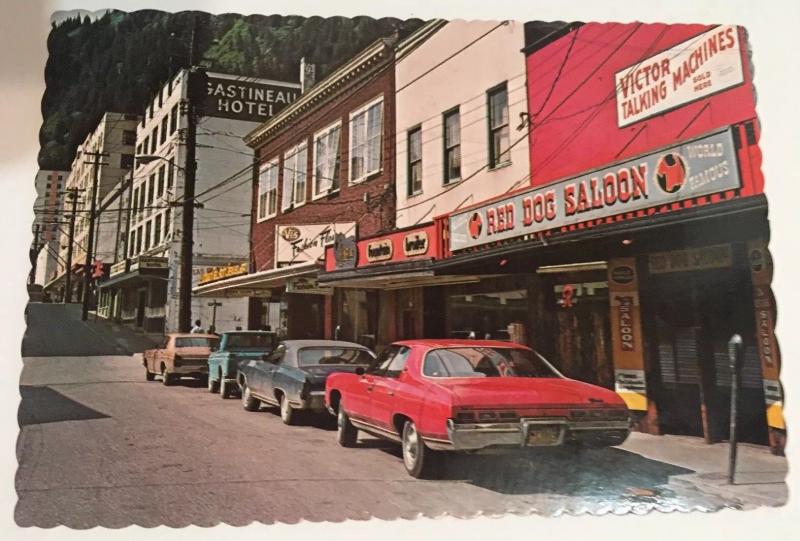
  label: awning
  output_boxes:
[318,258,495,290]
[97,267,169,289]
[192,261,320,298]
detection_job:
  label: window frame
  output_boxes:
[407,125,423,197]
[281,141,309,212]
[257,158,280,222]
[442,106,462,185]
[348,95,384,185]
[311,120,343,201]
[487,82,511,169]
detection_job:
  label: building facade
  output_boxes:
[32,169,70,286]
[98,69,300,333]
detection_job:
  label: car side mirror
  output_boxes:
[355,366,366,376]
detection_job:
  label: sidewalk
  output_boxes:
[619,432,788,507]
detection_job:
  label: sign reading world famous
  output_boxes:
[449,129,740,251]
[276,223,357,267]
[205,73,301,122]
[615,25,744,127]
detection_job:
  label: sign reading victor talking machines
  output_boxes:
[449,128,741,251]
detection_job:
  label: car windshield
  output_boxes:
[226,333,277,350]
[175,337,219,348]
[297,348,374,367]
[423,347,560,378]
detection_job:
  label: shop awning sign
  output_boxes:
[449,128,740,251]
[276,222,356,267]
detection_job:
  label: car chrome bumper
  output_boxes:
[172,364,208,375]
[433,418,631,452]
[297,391,327,411]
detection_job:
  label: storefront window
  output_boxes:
[446,289,527,341]
[336,289,378,348]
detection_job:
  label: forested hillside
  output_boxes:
[41,10,423,170]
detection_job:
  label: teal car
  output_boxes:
[207,331,278,398]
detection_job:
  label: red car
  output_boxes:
[325,339,631,478]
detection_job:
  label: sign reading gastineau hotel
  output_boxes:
[204,72,301,122]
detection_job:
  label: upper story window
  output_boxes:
[170,104,179,134]
[160,117,168,144]
[349,96,383,184]
[407,127,422,196]
[313,121,341,199]
[281,142,308,211]
[257,159,279,222]
[166,156,175,191]
[157,165,165,197]
[122,130,136,146]
[443,108,462,184]
[150,127,158,153]
[147,174,155,205]
[120,154,134,170]
[488,83,510,168]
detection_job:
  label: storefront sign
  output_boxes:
[110,259,129,278]
[205,73,300,122]
[366,239,393,263]
[130,256,168,272]
[198,262,248,285]
[333,234,358,269]
[615,25,744,127]
[276,223,356,267]
[607,258,648,411]
[286,276,333,296]
[747,240,783,430]
[403,231,429,257]
[449,129,740,251]
[648,244,732,274]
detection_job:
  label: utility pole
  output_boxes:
[81,150,109,320]
[178,14,206,332]
[63,188,79,304]
[123,168,134,262]
[29,223,41,285]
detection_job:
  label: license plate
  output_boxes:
[526,425,561,446]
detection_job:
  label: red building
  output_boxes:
[439,22,781,453]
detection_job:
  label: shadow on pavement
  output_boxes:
[18,385,110,427]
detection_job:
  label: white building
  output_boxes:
[99,69,300,333]
[394,20,530,228]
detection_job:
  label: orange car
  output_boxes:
[143,333,219,386]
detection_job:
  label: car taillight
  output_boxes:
[454,410,476,423]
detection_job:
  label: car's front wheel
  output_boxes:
[337,407,358,447]
[220,376,233,399]
[240,382,260,411]
[279,394,296,425]
[207,373,218,393]
[145,367,155,381]
[402,420,439,479]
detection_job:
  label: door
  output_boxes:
[348,345,396,424]
[251,345,284,401]
[370,346,412,433]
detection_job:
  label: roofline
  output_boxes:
[395,19,448,60]
[244,37,397,147]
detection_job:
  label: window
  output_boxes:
[443,108,461,183]
[175,337,219,348]
[160,116,168,144]
[138,181,145,213]
[144,220,151,250]
[129,229,136,257]
[150,127,158,153]
[312,122,341,198]
[142,138,149,157]
[122,130,136,145]
[132,187,139,217]
[407,127,422,196]
[422,347,559,378]
[57,175,63,180]
[147,174,155,205]
[348,97,383,183]
[170,104,179,134]
[164,208,171,238]
[281,142,308,211]
[157,165,165,196]
[368,345,411,377]
[120,154,134,170]
[488,84,510,167]
[135,225,143,253]
[166,157,174,190]
[257,160,279,221]
[154,214,162,245]
[297,347,374,367]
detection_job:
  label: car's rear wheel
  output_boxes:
[145,368,155,381]
[279,394,296,425]
[207,373,218,393]
[220,376,233,399]
[241,382,260,411]
[402,420,439,479]
[337,407,358,447]
[161,367,175,386]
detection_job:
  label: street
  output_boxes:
[17,305,785,527]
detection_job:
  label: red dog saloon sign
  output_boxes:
[449,128,740,251]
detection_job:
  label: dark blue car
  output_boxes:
[237,340,375,425]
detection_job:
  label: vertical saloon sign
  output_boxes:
[205,73,300,122]
[449,128,740,251]
[615,25,744,127]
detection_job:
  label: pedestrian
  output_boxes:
[190,319,203,333]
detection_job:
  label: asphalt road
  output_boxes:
[17,362,742,526]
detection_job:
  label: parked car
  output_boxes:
[237,340,375,425]
[207,331,278,398]
[143,333,219,386]
[325,339,631,478]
